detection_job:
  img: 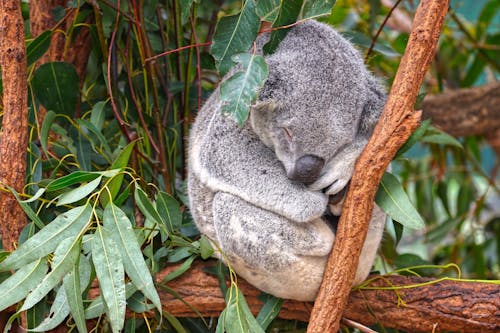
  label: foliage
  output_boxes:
[0,0,498,332]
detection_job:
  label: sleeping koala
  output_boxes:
[187,20,387,301]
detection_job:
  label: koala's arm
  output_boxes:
[189,97,328,223]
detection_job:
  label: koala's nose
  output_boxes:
[288,154,325,185]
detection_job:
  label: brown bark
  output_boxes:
[307,1,449,332]
[421,81,500,137]
[0,0,29,251]
[105,262,499,333]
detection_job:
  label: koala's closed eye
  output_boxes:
[281,127,293,141]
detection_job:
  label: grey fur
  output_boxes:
[187,20,386,301]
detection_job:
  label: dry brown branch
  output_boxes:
[422,81,500,137]
[0,0,29,251]
[146,262,500,332]
[307,0,449,331]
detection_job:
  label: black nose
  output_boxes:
[288,154,325,185]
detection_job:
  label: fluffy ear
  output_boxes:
[358,75,386,137]
[249,100,279,147]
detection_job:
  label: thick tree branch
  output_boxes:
[307,1,449,331]
[148,262,500,332]
[422,81,500,137]
[0,0,29,251]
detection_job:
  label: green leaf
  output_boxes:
[21,237,81,311]
[85,283,137,319]
[211,0,260,75]
[56,175,102,206]
[101,141,136,207]
[103,203,162,312]
[46,171,102,192]
[375,172,425,230]
[91,225,126,333]
[256,294,283,330]
[255,0,280,22]
[263,0,303,54]
[199,235,214,260]
[220,284,265,333]
[90,101,107,130]
[161,255,195,283]
[164,311,189,333]
[396,119,431,158]
[220,53,269,125]
[27,30,53,66]
[40,110,57,155]
[421,128,462,148]
[63,262,87,333]
[156,191,182,234]
[180,0,195,24]
[31,286,70,332]
[134,187,163,225]
[0,259,48,312]
[0,205,92,271]
[300,0,336,20]
[31,62,79,116]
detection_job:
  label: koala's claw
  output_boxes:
[325,178,350,196]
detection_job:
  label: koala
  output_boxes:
[187,20,387,301]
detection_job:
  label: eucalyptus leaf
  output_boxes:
[255,0,280,22]
[21,237,81,311]
[0,259,48,312]
[220,53,269,125]
[375,172,425,230]
[134,187,163,225]
[300,0,336,20]
[103,203,162,312]
[31,286,70,332]
[161,255,196,283]
[396,119,431,158]
[46,172,102,192]
[85,283,137,319]
[156,191,182,234]
[0,204,92,271]
[263,0,303,54]
[220,285,265,333]
[63,262,87,333]
[91,225,126,333]
[101,141,136,207]
[27,30,53,66]
[31,62,79,116]
[40,110,57,155]
[56,175,102,206]
[256,294,283,329]
[211,0,260,75]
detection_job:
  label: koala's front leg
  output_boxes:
[212,192,334,301]
[309,139,367,195]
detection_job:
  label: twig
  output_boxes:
[365,0,404,62]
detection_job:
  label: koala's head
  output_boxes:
[250,21,385,186]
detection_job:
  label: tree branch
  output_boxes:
[148,262,500,332]
[307,1,449,331]
[421,81,500,137]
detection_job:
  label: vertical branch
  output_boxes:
[0,0,29,250]
[307,0,449,332]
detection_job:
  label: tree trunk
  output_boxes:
[307,0,449,331]
[0,0,29,251]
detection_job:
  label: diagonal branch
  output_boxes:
[307,0,450,331]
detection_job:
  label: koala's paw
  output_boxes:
[285,191,328,223]
[309,159,355,196]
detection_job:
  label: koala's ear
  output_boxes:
[358,75,386,137]
[249,100,278,146]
